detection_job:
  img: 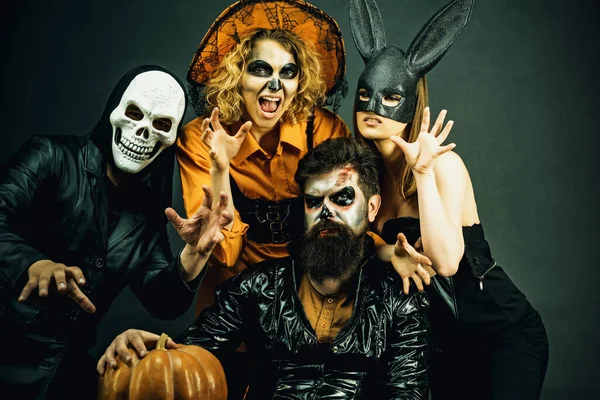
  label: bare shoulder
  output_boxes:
[433,151,469,180]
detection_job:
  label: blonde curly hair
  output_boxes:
[203,29,326,125]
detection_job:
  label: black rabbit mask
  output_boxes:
[350,0,474,123]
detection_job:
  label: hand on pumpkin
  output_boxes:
[18,259,96,313]
[201,107,252,172]
[389,107,455,176]
[391,233,433,295]
[97,329,177,375]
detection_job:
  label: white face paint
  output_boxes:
[110,70,185,174]
[303,167,368,235]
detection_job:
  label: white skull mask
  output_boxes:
[110,71,185,174]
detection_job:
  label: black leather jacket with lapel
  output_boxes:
[0,135,200,347]
[179,238,430,399]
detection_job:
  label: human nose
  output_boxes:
[267,78,282,92]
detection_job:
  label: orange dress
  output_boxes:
[176,107,350,314]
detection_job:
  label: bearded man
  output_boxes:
[98,137,430,399]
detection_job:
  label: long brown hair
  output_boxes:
[355,76,429,200]
[203,28,326,125]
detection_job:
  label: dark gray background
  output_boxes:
[2,0,598,398]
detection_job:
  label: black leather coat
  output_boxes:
[179,240,430,399]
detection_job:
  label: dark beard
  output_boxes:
[299,219,367,284]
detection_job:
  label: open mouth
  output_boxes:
[258,96,281,118]
[319,228,340,237]
[114,129,161,162]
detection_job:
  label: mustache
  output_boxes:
[306,219,353,237]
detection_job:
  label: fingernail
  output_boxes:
[125,356,132,364]
[59,283,66,290]
[18,296,24,301]
[111,362,117,369]
[79,278,85,284]
[40,290,47,296]
[140,350,147,357]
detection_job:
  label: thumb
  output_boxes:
[389,136,409,154]
[165,208,185,230]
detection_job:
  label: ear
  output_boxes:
[406,0,474,77]
[367,194,382,223]
[349,0,387,62]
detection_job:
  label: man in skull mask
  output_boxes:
[0,65,232,399]
[99,137,430,399]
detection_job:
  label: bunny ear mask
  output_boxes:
[351,0,474,123]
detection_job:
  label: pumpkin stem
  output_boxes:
[156,333,170,350]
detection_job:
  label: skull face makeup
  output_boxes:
[110,71,186,174]
[303,167,369,236]
[350,0,474,123]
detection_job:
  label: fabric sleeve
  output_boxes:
[176,118,248,268]
[128,229,207,320]
[175,268,255,351]
[0,136,56,289]
[378,290,430,399]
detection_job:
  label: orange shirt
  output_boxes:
[176,107,350,314]
[297,273,354,344]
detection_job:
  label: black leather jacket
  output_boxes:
[179,240,430,399]
[0,135,200,347]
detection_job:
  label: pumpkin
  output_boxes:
[98,333,227,400]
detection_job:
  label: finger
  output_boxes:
[414,237,423,251]
[217,191,229,210]
[235,121,252,139]
[201,128,214,146]
[97,354,107,376]
[66,266,86,286]
[417,264,432,286]
[201,185,214,209]
[65,280,96,313]
[412,274,425,292]
[218,211,233,228]
[18,277,39,302]
[437,120,454,144]
[403,277,410,296]
[201,117,210,133]
[52,269,67,293]
[210,107,223,131]
[389,135,409,154]
[104,342,118,370]
[115,335,134,366]
[431,109,447,137]
[132,331,159,358]
[165,207,186,230]
[437,143,456,156]
[420,106,431,133]
[38,275,50,297]
[166,338,178,349]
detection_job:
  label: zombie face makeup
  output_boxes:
[241,39,299,133]
[303,167,369,236]
[350,0,474,123]
[109,71,185,174]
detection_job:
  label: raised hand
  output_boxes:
[391,233,433,295]
[389,107,455,175]
[165,185,233,257]
[96,329,176,375]
[18,260,96,313]
[201,107,252,171]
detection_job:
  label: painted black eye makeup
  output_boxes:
[305,194,324,209]
[280,63,299,79]
[330,187,355,207]
[247,60,273,77]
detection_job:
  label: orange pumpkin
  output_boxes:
[98,333,227,400]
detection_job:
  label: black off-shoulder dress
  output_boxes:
[381,217,549,400]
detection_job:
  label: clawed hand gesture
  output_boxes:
[390,107,455,175]
[165,185,233,257]
[18,260,96,313]
[391,233,434,295]
[201,107,252,171]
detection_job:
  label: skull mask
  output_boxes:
[110,70,186,174]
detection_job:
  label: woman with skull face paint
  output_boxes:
[0,66,232,399]
[351,0,549,399]
[177,0,350,316]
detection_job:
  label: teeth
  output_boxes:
[261,96,280,102]
[117,136,154,161]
